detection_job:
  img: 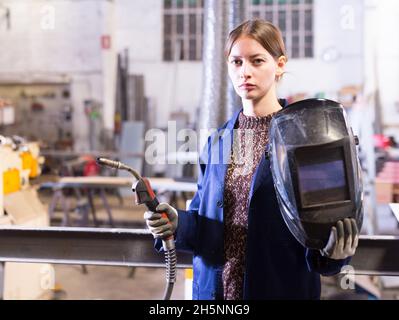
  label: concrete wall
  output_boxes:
[279,0,364,98]
[0,0,116,151]
[374,0,399,138]
[115,0,203,127]
[115,0,364,127]
[100,0,117,138]
[0,0,367,141]
[0,0,102,74]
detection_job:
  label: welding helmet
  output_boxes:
[267,98,363,249]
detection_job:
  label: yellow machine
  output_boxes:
[0,137,51,300]
[20,142,43,179]
[1,138,43,194]
[0,141,22,196]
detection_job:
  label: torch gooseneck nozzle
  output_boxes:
[96,157,142,180]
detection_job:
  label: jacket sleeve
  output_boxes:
[154,141,208,254]
[305,249,351,276]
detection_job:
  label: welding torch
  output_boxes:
[96,157,177,300]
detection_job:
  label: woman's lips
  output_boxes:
[239,84,256,90]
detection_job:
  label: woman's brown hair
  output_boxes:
[225,19,287,62]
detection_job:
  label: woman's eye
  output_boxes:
[253,59,264,65]
[231,60,242,66]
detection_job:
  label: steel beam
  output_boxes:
[0,226,192,268]
[0,227,398,276]
[350,235,399,276]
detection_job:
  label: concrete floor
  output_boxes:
[35,186,399,300]
[38,187,189,300]
[52,265,186,300]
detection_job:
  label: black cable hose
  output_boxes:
[163,248,177,300]
[163,283,175,301]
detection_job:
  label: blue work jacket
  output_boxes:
[157,104,349,300]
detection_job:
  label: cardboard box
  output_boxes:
[375,179,394,203]
[2,188,52,300]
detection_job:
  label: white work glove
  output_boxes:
[320,218,359,260]
[143,203,178,240]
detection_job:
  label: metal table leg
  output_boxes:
[99,188,114,227]
[87,189,99,227]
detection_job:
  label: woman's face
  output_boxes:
[227,35,285,102]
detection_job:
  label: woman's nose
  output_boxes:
[239,62,251,79]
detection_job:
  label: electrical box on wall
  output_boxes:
[0,99,15,125]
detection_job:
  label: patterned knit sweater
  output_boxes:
[222,110,277,300]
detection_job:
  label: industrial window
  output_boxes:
[163,0,313,61]
[163,0,204,61]
[249,0,314,58]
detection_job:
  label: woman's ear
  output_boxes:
[275,55,287,81]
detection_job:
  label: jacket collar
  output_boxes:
[217,99,288,202]
[249,99,288,199]
[223,98,287,132]
[215,108,241,184]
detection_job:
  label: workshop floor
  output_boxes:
[52,265,186,300]
[36,187,399,300]
[38,188,188,300]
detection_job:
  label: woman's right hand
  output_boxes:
[143,203,178,239]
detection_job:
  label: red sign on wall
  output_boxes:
[101,35,111,50]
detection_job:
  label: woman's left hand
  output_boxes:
[320,218,359,260]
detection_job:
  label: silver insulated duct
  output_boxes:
[227,0,248,120]
[199,0,230,132]
[199,0,248,134]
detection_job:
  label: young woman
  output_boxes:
[144,19,358,300]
